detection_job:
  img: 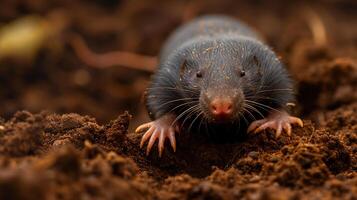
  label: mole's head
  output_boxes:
[177,39,291,124]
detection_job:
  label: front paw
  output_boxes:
[247,111,303,138]
[135,114,179,157]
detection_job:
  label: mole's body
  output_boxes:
[136,16,303,157]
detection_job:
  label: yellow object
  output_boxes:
[0,16,51,61]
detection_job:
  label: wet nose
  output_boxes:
[210,98,233,118]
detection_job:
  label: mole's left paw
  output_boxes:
[247,111,303,138]
[135,114,179,157]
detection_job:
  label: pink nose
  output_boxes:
[210,98,233,118]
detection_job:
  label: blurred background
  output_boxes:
[0,0,356,130]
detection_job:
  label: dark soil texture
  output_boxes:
[0,0,356,199]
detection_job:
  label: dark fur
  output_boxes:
[145,15,294,136]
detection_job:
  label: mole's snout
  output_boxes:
[202,88,244,122]
[210,98,234,120]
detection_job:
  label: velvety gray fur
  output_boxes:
[145,15,294,135]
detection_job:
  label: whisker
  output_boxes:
[245,101,271,113]
[253,95,287,104]
[244,103,265,119]
[244,96,286,111]
[147,86,198,94]
[242,107,257,122]
[244,100,282,114]
[256,88,293,94]
[198,113,206,133]
[204,120,210,137]
[240,112,249,125]
[154,97,197,110]
[172,104,200,127]
[181,105,201,129]
[167,100,198,113]
[188,110,204,133]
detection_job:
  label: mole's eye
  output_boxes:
[196,71,203,78]
[240,70,246,77]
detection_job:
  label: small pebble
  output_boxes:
[335,173,346,180]
[53,138,71,147]
[248,151,259,159]
[250,175,260,183]
[270,156,280,163]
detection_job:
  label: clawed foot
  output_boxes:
[247,111,303,138]
[135,114,179,157]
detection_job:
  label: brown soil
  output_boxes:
[0,0,356,199]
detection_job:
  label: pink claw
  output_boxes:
[135,114,179,157]
[248,111,303,138]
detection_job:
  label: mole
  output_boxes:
[135,15,303,157]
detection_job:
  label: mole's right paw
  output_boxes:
[247,111,303,138]
[135,114,179,157]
